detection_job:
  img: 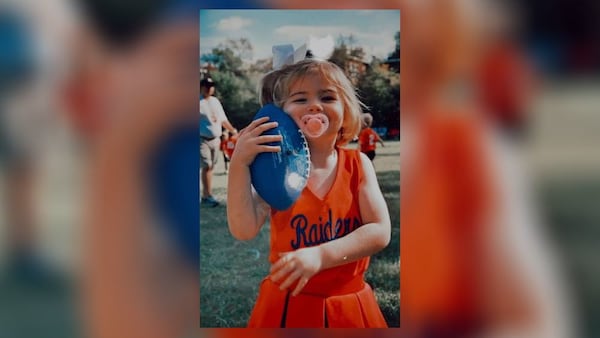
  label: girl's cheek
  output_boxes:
[288,110,302,119]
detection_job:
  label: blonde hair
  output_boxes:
[362,113,373,128]
[260,59,363,146]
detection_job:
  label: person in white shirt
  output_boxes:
[199,77,237,207]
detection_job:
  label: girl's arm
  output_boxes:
[377,134,386,147]
[226,117,281,240]
[320,151,391,264]
[271,152,391,295]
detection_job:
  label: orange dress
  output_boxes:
[247,148,387,328]
[358,128,379,153]
[402,109,493,335]
[220,137,237,159]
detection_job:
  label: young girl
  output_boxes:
[358,113,385,161]
[227,59,391,328]
[219,130,237,174]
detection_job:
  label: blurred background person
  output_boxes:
[62,1,200,338]
[220,130,237,175]
[358,112,385,162]
[0,3,40,281]
[475,0,538,143]
[0,1,82,337]
[0,0,76,283]
[199,77,237,207]
[400,0,576,337]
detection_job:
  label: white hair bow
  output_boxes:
[272,35,335,70]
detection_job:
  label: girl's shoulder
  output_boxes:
[337,146,361,158]
[337,147,365,180]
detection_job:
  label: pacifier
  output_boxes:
[300,113,329,138]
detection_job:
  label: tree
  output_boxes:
[347,34,357,50]
[248,57,272,73]
[220,38,253,61]
[386,31,400,73]
[210,46,243,76]
[388,31,400,60]
[200,38,255,77]
[200,39,262,128]
[350,47,366,59]
[211,71,260,129]
[329,43,349,69]
[330,34,368,71]
[357,62,400,136]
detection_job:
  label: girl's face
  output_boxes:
[282,74,344,141]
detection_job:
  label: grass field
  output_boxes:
[200,141,401,327]
[537,177,600,337]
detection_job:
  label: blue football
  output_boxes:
[249,104,310,210]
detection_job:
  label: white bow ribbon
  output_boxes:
[272,35,335,70]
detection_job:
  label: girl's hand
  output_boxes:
[270,247,323,296]
[230,117,282,167]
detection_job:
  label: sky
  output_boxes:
[199,9,400,63]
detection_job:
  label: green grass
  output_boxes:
[0,273,79,338]
[366,170,400,327]
[200,170,400,327]
[199,185,270,327]
[537,177,600,338]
